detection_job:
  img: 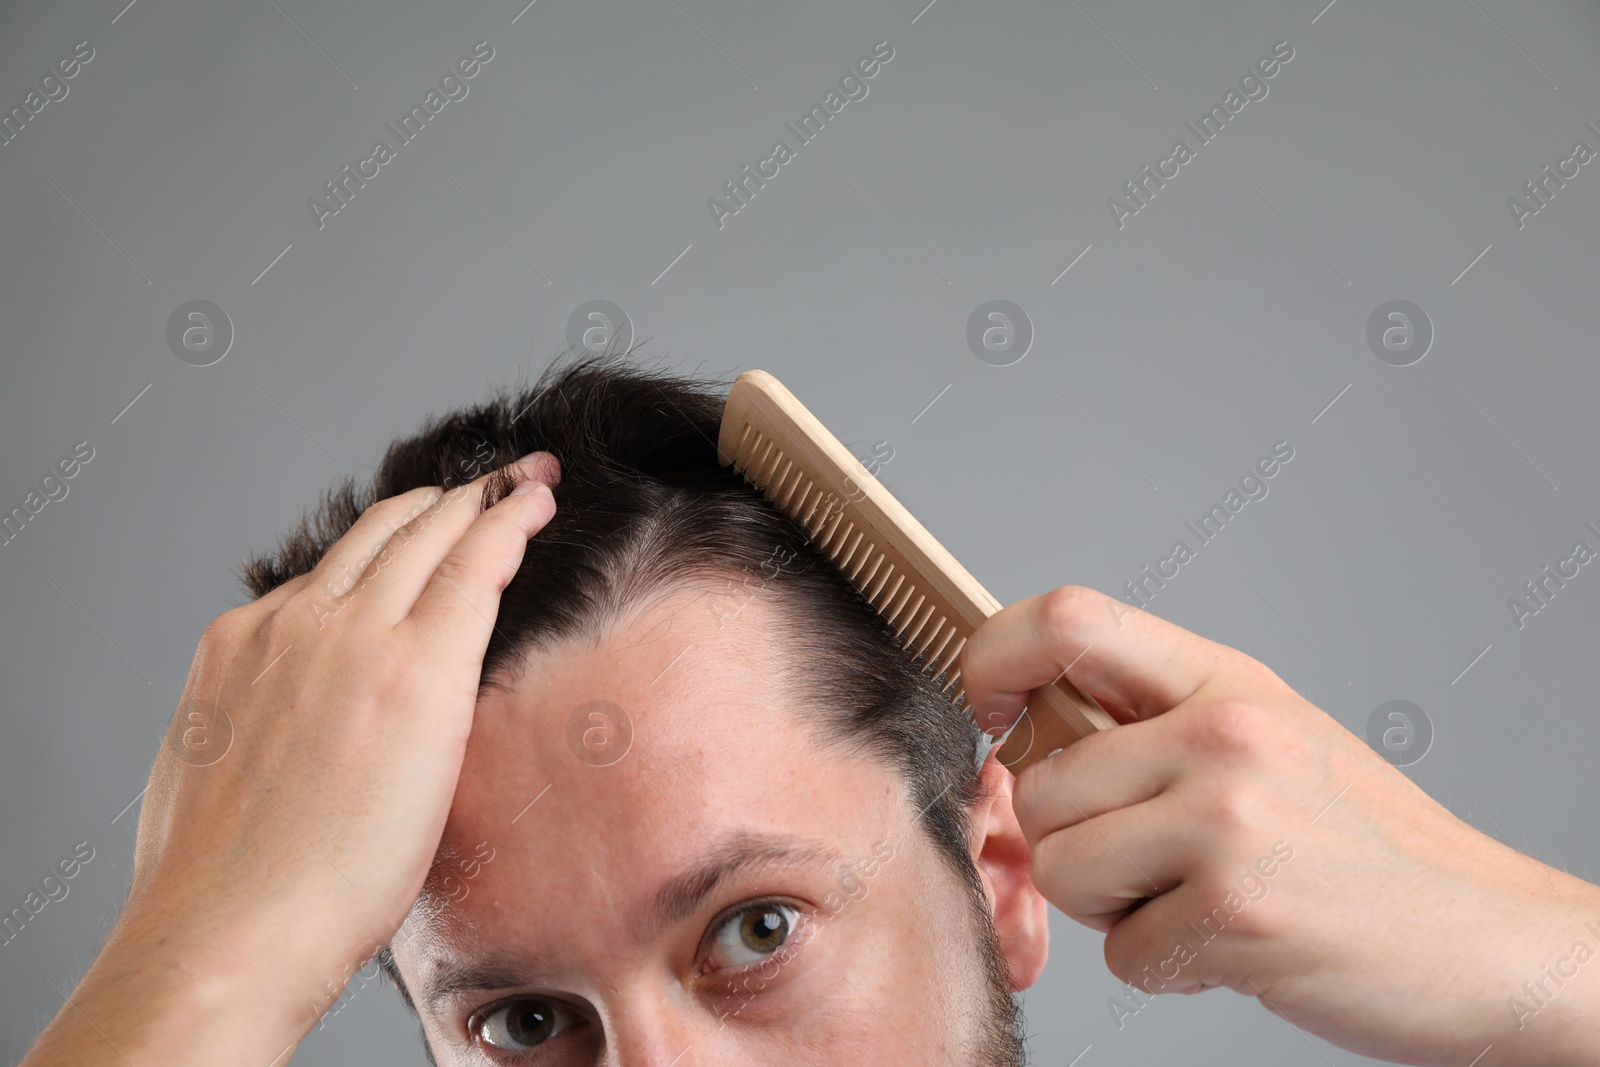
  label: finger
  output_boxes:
[1028,792,1199,927]
[1011,713,1182,843]
[403,479,557,653]
[1102,882,1242,996]
[302,484,457,605]
[961,585,1234,733]
[335,453,560,622]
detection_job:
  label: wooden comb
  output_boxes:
[717,369,1116,774]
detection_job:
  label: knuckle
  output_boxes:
[1027,831,1075,901]
[1186,866,1245,916]
[256,602,297,646]
[431,553,474,590]
[1200,784,1260,845]
[1181,698,1278,763]
[1230,650,1287,691]
[201,604,255,647]
[1035,585,1106,649]
[1010,764,1053,839]
[290,583,345,633]
[1045,825,1098,881]
[1186,870,1270,943]
[390,509,432,547]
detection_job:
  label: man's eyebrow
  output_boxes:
[641,830,847,941]
[416,832,848,1008]
[420,952,548,1007]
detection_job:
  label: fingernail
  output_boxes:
[509,478,546,497]
[516,451,561,488]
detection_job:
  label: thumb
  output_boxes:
[961,586,1232,734]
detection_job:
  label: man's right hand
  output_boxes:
[963,585,1600,1066]
[21,452,559,1067]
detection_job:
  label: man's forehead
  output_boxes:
[454,585,803,788]
[431,584,904,896]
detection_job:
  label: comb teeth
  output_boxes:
[881,580,917,625]
[906,610,940,654]
[889,592,925,637]
[818,511,852,553]
[910,614,949,661]
[854,550,887,588]
[771,460,801,508]
[742,435,774,483]
[864,564,901,606]
[836,527,867,572]
[730,423,754,465]
[795,483,831,531]
[848,544,883,584]
[898,597,935,642]
[931,634,965,681]
[921,623,957,669]
[724,413,977,718]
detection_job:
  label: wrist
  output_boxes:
[23,936,301,1067]
[1479,880,1600,1066]
[23,893,373,1067]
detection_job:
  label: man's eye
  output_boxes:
[707,902,802,969]
[475,996,581,1052]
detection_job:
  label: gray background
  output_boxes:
[3,0,1599,1063]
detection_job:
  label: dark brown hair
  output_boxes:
[240,353,996,1031]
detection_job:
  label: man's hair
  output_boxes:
[239,354,1004,1036]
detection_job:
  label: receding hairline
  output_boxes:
[473,567,780,695]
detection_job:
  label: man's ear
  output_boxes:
[969,749,1050,991]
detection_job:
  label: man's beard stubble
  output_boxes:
[959,861,1029,1067]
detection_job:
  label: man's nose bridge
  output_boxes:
[595,989,701,1067]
